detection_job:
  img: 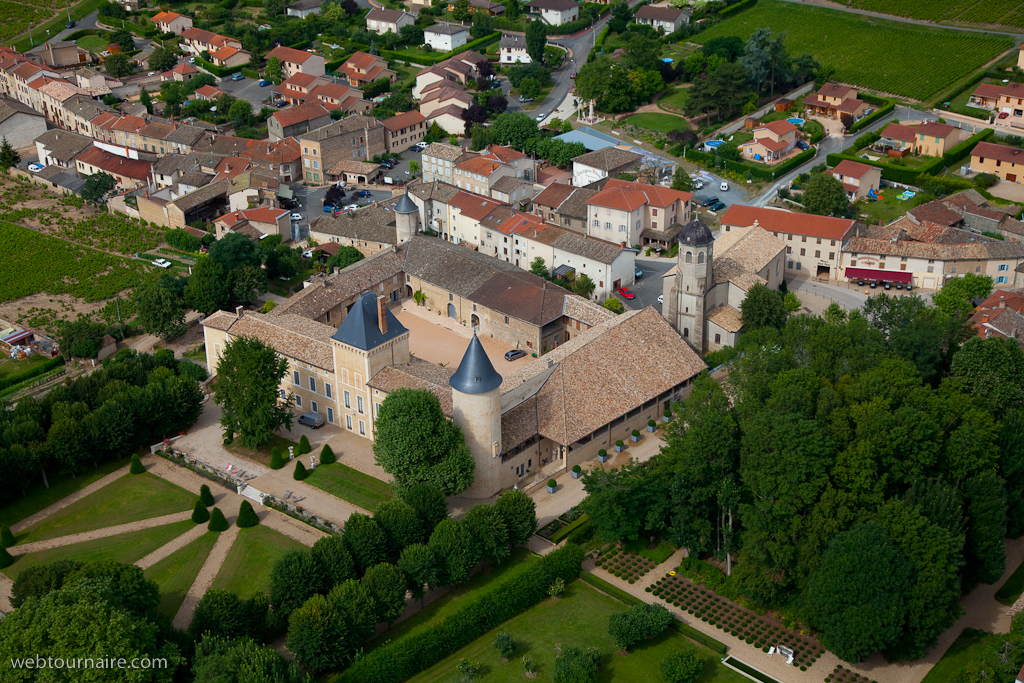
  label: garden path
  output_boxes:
[9,510,194,557]
[135,523,209,571]
[250,465,365,528]
[586,535,1024,683]
[172,524,241,631]
[0,572,13,612]
[9,463,130,534]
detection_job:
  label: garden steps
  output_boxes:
[9,463,131,534]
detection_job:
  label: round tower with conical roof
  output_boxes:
[671,219,715,354]
[394,193,418,244]
[449,333,503,498]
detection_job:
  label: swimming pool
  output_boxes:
[704,140,725,149]
[787,117,805,126]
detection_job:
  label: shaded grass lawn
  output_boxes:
[405,579,749,683]
[0,459,125,530]
[365,548,538,652]
[996,557,1024,606]
[211,525,307,599]
[658,87,690,112]
[145,531,220,619]
[626,112,690,134]
[304,462,392,511]
[77,32,112,53]
[853,189,934,226]
[15,472,195,545]
[623,537,676,564]
[224,432,301,468]
[2,520,195,579]
[0,353,52,379]
[921,628,1001,683]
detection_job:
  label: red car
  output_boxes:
[999,112,1009,119]
[618,287,635,299]
[570,73,576,79]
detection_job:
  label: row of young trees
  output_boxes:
[582,278,1024,664]
[0,349,205,494]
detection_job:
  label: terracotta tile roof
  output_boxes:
[976,290,1024,312]
[272,247,406,319]
[500,307,703,445]
[310,82,362,102]
[75,146,152,180]
[603,178,693,207]
[139,121,174,139]
[915,121,956,138]
[407,179,461,203]
[972,83,1006,100]
[112,115,146,132]
[345,51,380,70]
[211,46,245,62]
[456,155,502,177]
[513,220,625,264]
[218,206,289,225]
[562,295,615,327]
[588,185,648,211]
[533,182,576,210]
[169,63,198,75]
[712,256,766,291]
[152,11,185,22]
[325,159,379,175]
[382,110,426,131]
[482,145,526,163]
[907,200,963,227]
[281,72,321,90]
[501,396,538,450]
[12,63,43,79]
[369,358,454,417]
[182,28,220,43]
[164,125,207,146]
[91,111,120,130]
[832,159,875,180]
[742,137,789,153]
[203,310,337,369]
[719,205,856,241]
[816,82,855,100]
[490,175,531,194]
[846,234,1024,261]
[717,226,785,275]
[706,304,744,333]
[972,307,1024,344]
[268,46,316,64]
[835,98,866,113]
[573,146,642,171]
[556,186,598,219]
[881,122,916,143]
[422,142,465,162]
[757,119,797,136]
[272,100,330,127]
[309,203,397,244]
[973,141,1024,165]
[39,80,85,102]
[449,190,505,220]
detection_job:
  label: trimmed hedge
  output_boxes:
[99,15,158,37]
[848,98,896,134]
[0,356,65,392]
[943,127,994,167]
[717,0,757,19]
[548,6,609,36]
[236,500,260,528]
[578,571,729,655]
[550,514,590,544]
[193,56,243,78]
[129,454,145,474]
[381,32,500,66]
[826,149,943,185]
[336,543,586,683]
[208,507,229,532]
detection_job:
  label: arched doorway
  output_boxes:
[406,285,413,298]
[471,314,480,328]
[448,303,456,319]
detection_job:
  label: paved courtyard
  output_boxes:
[395,306,532,372]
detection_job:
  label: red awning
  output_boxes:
[1,330,32,345]
[845,267,912,284]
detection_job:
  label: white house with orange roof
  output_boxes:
[274,73,329,105]
[180,28,242,56]
[162,62,198,83]
[382,110,427,154]
[152,11,192,35]
[309,82,372,114]
[831,159,882,201]
[453,144,538,201]
[585,178,692,249]
[213,206,290,240]
[267,45,325,78]
[210,45,250,68]
[739,119,798,162]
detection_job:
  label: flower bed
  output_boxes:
[650,571,825,669]
[825,665,877,683]
[594,543,658,584]
[536,518,564,539]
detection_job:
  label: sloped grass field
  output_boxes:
[691,0,1012,101]
[837,0,1024,29]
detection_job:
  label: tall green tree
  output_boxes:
[374,498,425,560]
[265,56,283,81]
[739,283,788,331]
[402,484,449,536]
[398,543,437,606]
[494,488,536,547]
[147,46,178,72]
[184,255,230,315]
[361,562,406,626]
[135,282,188,340]
[104,52,135,78]
[373,389,475,495]
[489,111,540,150]
[192,636,306,683]
[80,172,118,204]
[211,335,294,448]
[671,166,696,192]
[525,18,547,63]
[962,471,1007,589]
[342,514,389,575]
[802,171,848,216]
[741,28,789,96]
[287,594,353,673]
[950,336,1024,412]
[932,273,993,318]
[464,503,510,565]
[0,136,20,170]
[427,518,480,585]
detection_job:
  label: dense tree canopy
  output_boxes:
[211,335,294,448]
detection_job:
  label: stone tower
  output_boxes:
[449,333,503,499]
[670,219,715,355]
[394,193,418,244]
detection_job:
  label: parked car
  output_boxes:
[700,196,720,207]
[504,349,527,361]
[709,201,727,212]
[693,180,704,190]
[258,79,271,86]
[344,203,360,211]
[796,140,810,150]
[999,112,1009,119]
[536,112,546,121]
[657,294,664,304]
[276,100,288,107]
[290,212,302,221]
[65,20,75,29]
[148,72,156,76]
[188,57,195,63]
[634,267,643,279]
[618,287,635,300]
[518,95,533,103]
[231,73,244,81]
[27,163,44,173]
[297,411,325,428]
[570,73,576,79]
[152,258,172,269]
[720,181,730,191]
[323,204,334,212]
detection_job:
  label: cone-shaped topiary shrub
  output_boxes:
[320,443,335,465]
[130,454,145,474]
[200,484,214,507]
[0,525,14,548]
[298,435,311,455]
[294,460,308,481]
[0,546,12,569]
[208,507,229,532]
[236,500,259,528]
[192,499,210,524]
[270,447,285,470]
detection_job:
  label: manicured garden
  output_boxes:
[404,580,749,683]
[0,459,128,530]
[825,664,878,683]
[692,0,1012,100]
[210,524,307,599]
[304,461,394,511]
[852,189,934,225]
[658,87,690,113]
[920,628,1002,683]
[76,31,113,53]
[2,519,195,578]
[625,112,690,134]
[223,432,300,467]
[14,472,195,544]
[144,531,220,619]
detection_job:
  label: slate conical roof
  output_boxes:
[679,219,714,247]
[394,193,417,214]
[331,291,408,350]
[449,333,502,394]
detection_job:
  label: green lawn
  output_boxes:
[625,112,690,134]
[405,580,749,683]
[224,432,301,467]
[511,81,556,112]
[76,31,112,53]
[144,531,220,619]
[2,520,194,579]
[0,459,126,531]
[211,525,308,599]
[13,0,103,52]
[366,548,538,651]
[996,557,1024,606]
[921,628,1001,683]
[15,472,195,545]
[623,537,677,564]
[304,462,393,511]
[692,0,1012,101]
[658,87,689,113]
[0,352,51,379]
[852,189,935,226]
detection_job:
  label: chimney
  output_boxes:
[377,296,387,335]
[1000,299,1006,308]
[235,305,244,318]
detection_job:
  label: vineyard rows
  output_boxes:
[693,0,1012,101]
[0,1,58,43]
[839,0,1024,29]
[0,223,155,303]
